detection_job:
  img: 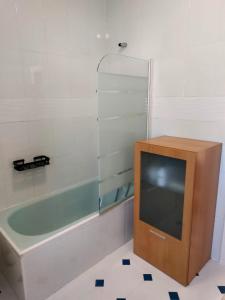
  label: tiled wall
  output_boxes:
[0,0,107,211]
[106,0,225,261]
[2,0,225,263]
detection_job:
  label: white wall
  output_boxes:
[1,0,224,262]
[106,0,225,261]
[0,0,107,211]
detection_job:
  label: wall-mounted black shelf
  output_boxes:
[13,156,50,171]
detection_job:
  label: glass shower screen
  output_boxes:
[97,54,150,212]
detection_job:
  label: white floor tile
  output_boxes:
[47,241,225,300]
[2,240,225,300]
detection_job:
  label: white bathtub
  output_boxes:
[0,183,133,300]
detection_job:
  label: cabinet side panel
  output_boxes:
[134,143,141,244]
[188,145,222,282]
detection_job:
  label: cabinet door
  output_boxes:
[140,152,186,240]
[134,143,196,285]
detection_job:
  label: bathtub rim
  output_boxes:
[0,177,99,255]
[0,211,99,257]
[0,197,133,257]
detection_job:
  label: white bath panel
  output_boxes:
[21,200,133,300]
[0,272,18,300]
[0,198,133,300]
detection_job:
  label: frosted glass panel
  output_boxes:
[98,91,148,118]
[98,73,149,92]
[97,54,149,212]
[99,114,147,156]
[100,182,134,212]
[98,54,148,77]
[99,170,133,196]
[99,148,133,179]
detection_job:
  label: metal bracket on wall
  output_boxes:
[13,156,50,171]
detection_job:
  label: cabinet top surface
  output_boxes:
[137,136,222,152]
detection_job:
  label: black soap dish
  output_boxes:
[13,156,50,171]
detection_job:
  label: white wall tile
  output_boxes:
[32,99,70,120]
[51,118,75,157]
[28,120,54,156]
[212,214,225,261]
[17,0,46,52]
[4,168,34,208]
[219,0,225,42]
[71,117,98,160]
[69,98,98,118]
[66,0,107,59]
[188,0,221,46]
[43,0,70,55]
[22,52,45,98]
[152,97,225,122]
[32,154,97,198]
[214,44,225,97]
[67,0,92,56]
[106,0,143,57]
[142,0,189,57]
[69,57,97,98]
[153,58,185,97]
[0,0,20,50]
[0,122,34,207]
[0,50,24,99]
[184,45,220,97]
[0,122,31,162]
[0,154,8,211]
[151,117,225,142]
[0,99,33,123]
[43,54,71,98]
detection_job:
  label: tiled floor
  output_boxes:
[1,241,225,300]
[47,241,225,300]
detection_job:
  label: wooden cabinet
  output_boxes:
[134,136,222,285]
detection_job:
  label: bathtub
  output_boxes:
[0,180,133,300]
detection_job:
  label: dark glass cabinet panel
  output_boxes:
[140,152,186,240]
